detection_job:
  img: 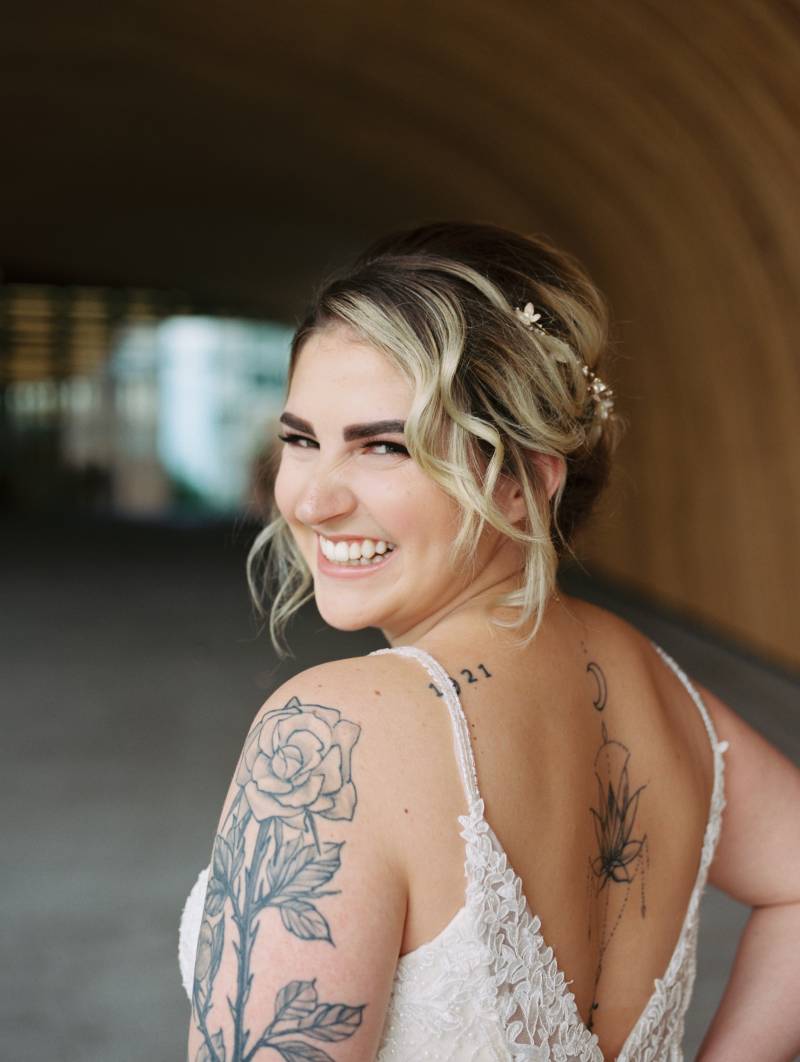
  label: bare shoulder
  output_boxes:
[259,650,427,714]
[557,593,662,662]
[255,651,432,758]
[276,648,462,855]
[278,650,426,694]
[689,678,800,906]
[563,599,800,906]
[185,652,426,1060]
[246,649,442,910]
[245,651,435,859]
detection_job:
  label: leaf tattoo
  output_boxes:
[190,696,366,1062]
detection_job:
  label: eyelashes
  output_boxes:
[277,433,409,457]
[277,433,314,447]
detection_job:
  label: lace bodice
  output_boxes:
[179,640,729,1060]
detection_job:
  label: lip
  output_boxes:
[316,536,397,579]
[316,532,393,543]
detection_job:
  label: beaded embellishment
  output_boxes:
[515,301,615,423]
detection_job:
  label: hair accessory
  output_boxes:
[514,301,615,423]
[581,364,615,421]
[514,301,548,336]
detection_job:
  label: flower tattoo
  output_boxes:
[590,721,647,890]
[236,698,360,830]
[584,691,650,1033]
[190,695,365,1062]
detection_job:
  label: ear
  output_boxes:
[532,452,565,502]
[494,451,565,526]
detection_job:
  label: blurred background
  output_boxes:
[2,2,799,1059]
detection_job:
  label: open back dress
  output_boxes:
[179,639,729,1060]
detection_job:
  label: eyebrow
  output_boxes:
[279,411,406,441]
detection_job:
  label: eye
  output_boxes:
[277,432,316,448]
[366,440,408,456]
[277,434,407,457]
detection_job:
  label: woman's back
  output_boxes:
[378,594,724,1058]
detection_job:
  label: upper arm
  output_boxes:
[186,658,408,1062]
[695,680,800,907]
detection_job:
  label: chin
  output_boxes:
[318,611,377,633]
[313,593,374,629]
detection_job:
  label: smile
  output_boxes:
[316,535,398,578]
[316,531,395,564]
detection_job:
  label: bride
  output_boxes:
[181,221,800,1061]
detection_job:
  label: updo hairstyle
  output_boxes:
[248,221,623,657]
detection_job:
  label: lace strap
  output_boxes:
[649,640,728,753]
[649,639,730,828]
[370,645,481,806]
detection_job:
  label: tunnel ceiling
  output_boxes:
[8,1,788,311]
[4,1,800,669]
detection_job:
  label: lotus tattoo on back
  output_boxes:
[590,721,648,894]
[583,664,650,1034]
[190,695,366,1062]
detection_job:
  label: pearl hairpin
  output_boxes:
[514,301,615,422]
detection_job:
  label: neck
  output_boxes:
[380,537,555,648]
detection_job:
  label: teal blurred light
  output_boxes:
[113,315,293,515]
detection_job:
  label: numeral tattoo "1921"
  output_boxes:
[428,662,493,698]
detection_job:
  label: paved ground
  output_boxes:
[1,516,797,1061]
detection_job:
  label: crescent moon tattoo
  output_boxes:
[586,661,607,711]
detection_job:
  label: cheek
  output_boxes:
[427,510,462,553]
[272,460,295,522]
[395,484,460,546]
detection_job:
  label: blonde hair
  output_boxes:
[248,221,623,658]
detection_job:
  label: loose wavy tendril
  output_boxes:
[248,221,624,658]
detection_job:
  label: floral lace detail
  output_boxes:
[611,647,730,1061]
[457,796,605,1061]
[178,866,209,998]
[375,901,509,1060]
[375,725,727,1062]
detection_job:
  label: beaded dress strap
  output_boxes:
[648,638,730,854]
[648,639,730,758]
[370,645,481,806]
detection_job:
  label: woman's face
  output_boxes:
[273,324,520,643]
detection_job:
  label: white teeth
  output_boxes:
[320,535,396,564]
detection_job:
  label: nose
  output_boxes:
[294,468,357,527]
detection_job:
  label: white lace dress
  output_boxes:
[179,640,729,1061]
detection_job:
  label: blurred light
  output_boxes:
[0,285,294,518]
